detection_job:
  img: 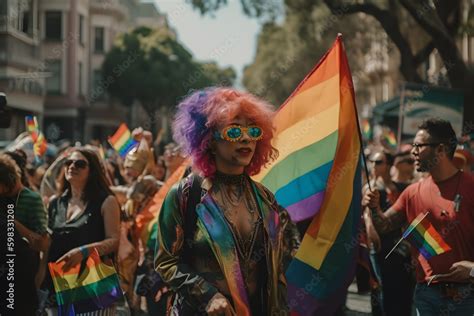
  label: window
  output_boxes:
[94,27,104,53]
[92,69,105,100]
[21,10,30,34]
[45,11,62,40]
[46,60,61,94]
[79,15,84,45]
[78,62,83,96]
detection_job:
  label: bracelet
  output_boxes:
[79,246,89,258]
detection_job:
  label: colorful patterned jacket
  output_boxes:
[154,174,300,315]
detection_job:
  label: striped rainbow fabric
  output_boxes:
[254,35,362,315]
[384,129,397,148]
[108,123,138,158]
[48,248,122,315]
[139,159,190,249]
[403,212,451,260]
[25,115,48,157]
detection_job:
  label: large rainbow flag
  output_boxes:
[403,212,451,260]
[254,35,362,315]
[48,248,122,315]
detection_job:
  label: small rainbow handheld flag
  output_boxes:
[25,115,48,157]
[403,212,451,260]
[108,123,138,158]
[384,129,397,148]
[25,115,38,137]
[48,248,122,315]
[361,119,371,139]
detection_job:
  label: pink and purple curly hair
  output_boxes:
[172,87,279,177]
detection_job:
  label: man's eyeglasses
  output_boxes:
[370,159,385,166]
[412,143,441,150]
[64,159,88,169]
[214,125,263,142]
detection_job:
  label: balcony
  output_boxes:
[90,0,128,20]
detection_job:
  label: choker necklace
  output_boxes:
[214,171,246,186]
[214,171,256,214]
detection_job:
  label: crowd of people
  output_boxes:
[0,87,473,316]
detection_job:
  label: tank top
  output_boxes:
[47,190,109,262]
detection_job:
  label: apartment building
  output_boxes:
[0,0,45,140]
[0,0,166,142]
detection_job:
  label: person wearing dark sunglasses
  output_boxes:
[363,119,474,315]
[155,87,299,316]
[39,148,120,315]
[363,150,414,315]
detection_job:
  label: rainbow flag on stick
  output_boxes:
[108,123,138,158]
[384,129,397,148]
[254,35,362,315]
[25,115,48,158]
[361,119,371,139]
[48,248,122,315]
[387,212,451,260]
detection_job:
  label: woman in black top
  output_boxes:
[41,148,120,315]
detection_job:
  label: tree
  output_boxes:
[242,2,375,106]
[187,0,474,128]
[102,26,236,131]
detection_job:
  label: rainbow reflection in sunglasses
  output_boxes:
[214,125,263,142]
[64,159,88,169]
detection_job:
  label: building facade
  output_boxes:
[0,0,166,143]
[0,0,45,141]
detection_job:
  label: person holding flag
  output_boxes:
[363,149,414,315]
[363,118,474,315]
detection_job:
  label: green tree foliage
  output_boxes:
[242,2,373,107]
[102,26,236,118]
[187,0,474,125]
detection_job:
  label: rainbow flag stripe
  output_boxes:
[362,119,371,139]
[25,115,48,157]
[403,212,451,259]
[34,132,48,157]
[25,115,38,137]
[385,130,397,147]
[140,159,190,249]
[254,35,362,315]
[48,248,122,315]
[108,123,138,157]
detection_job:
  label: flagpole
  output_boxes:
[343,37,372,193]
[384,236,405,260]
[385,212,430,259]
[353,109,372,192]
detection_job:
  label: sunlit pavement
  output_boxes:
[345,282,371,315]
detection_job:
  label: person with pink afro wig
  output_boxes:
[155,87,299,315]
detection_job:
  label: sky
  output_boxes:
[153,0,262,85]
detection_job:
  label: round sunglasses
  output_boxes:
[64,159,88,169]
[214,125,263,142]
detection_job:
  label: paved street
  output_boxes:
[345,282,371,315]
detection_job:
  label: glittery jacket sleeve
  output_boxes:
[154,184,218,308]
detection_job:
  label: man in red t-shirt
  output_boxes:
[363,119,474,315]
